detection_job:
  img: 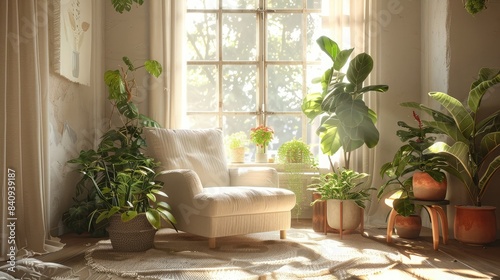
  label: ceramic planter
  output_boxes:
[326,199,362,231]
[107,214,156,251]
[230,147,245,163]
[412,171,447,200]
[454,205,497,245]
[395,214,422,239]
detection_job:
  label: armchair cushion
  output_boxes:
[144,128,230,187]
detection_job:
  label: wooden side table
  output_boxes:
[386,199,449,250]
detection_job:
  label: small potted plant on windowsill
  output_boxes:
[225,131,249,163]
[250,125,274,163]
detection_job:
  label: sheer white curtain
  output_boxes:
[1,0,64,260]
[148,0,186,129]
[323,0,383,222]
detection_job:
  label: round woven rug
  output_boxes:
[85,228,401,279]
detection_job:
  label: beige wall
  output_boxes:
[51,1,500,236]
[48,0,104,235]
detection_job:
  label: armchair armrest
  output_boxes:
[229,167,279,187]
[157,169,204,203]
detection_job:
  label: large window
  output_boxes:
[186,0,327,159]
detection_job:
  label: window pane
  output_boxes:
[223,115,255,135]
[307,0,322,9]
[186,115,218,129]
[186,13,218,61]
[187,0,217,10]
[222,0,257,9]
[267,0,302,9]
[222,65,257,111]
[222,14,257,61]
[267,65,303,112]
[306,65,324,94]
[187,65,218,111]
[267,13,303,61]
[306,14,323,61]
[267,115,303,155]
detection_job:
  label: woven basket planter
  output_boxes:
[107,214,156,252]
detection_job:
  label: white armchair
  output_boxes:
[144,128,296,248]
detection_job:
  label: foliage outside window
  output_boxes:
[185,0,327,158]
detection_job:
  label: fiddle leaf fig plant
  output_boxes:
[302,36,388,207]
[302,36,389,170]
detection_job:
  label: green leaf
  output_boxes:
[111,0,143,13]
[121,211,138,222]
[146,209,161,229]
[316,36,340,62]
[468,68,500,113]
[334,49,354,71]
[104,70,126,101]
[429,92,474,138]
[346,53,373,89]
[144,60,163,78]
[301,93,324,120]
[117,100,139,119]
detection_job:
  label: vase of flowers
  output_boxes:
[250,125,274,163]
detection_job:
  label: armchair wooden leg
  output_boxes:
[208,237,216,249]
[280,230,286,239]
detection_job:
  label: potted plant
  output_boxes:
[250,125,274,163]
[277,138,313,164]
[277,138,315,218]
[378,111,447,238]
[463,0,489,15]
[402,67,500,244]
[308,168,373,230]
[66,56,177,251]
[301,36,389,232]
[225,131,249,163]
[378,111,447,216]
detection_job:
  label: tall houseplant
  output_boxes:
[302,36,388,232]
[65,57,177,243]
[403,67,500,244]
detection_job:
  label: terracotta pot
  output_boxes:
[454,205,497,245]
[326,199,362,231]
[395,214,422,239]
[412,171,447,200]
[107,214,156,251]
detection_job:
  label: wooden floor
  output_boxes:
[35,219,500,279]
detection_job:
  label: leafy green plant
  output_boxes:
[463,0,489,15]
[65,57,177,232]
[225,131,249,149]
[378,111,446,216]
[308,168,373,209]
[301,36,387,207]
[402,67,500,206]
[250,125,274,152]
[277,138,313,164]
[111,0,144,13]
[301,36,389,170]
